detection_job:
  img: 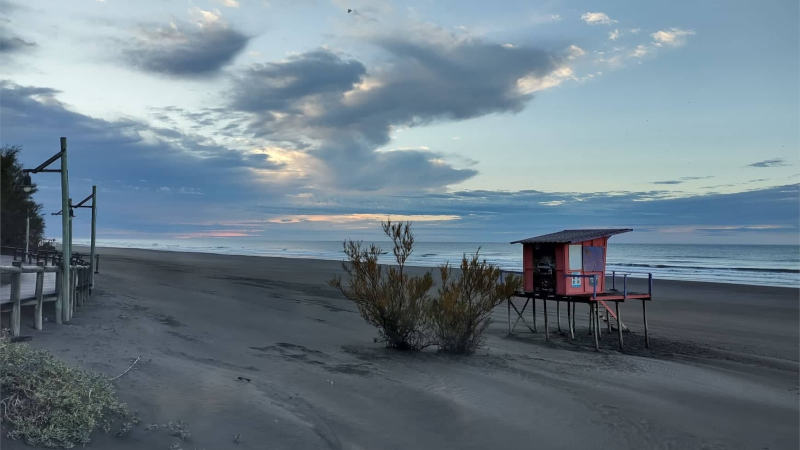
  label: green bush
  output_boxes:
[331,221,434,350]
[0,338,132,448]
[430,252,521,354]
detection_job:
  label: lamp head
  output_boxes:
[21,173,33,193]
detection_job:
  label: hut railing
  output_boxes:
[610,271,653,297]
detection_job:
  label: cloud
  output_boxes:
[231,50,366,113]
[124,9,249,76]
[260,184,799,242]
[581,12,616,25]
[267,213,460,224]
[4,83,793,244]
[653,176,713,185]
[217,0,239,7]
[0,81,289,235]
[0,24,35,54]
[531,13,561,24]
[608,29,621,41]
[651,28,695,47]
[629,44,650,58]
[748,158,788,168]
[228,32,561,191]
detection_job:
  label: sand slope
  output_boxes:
[2,247,798,449]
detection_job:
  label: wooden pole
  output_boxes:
[60,137,71,324]
[642,300,650,348]
[596,301,602,337]
[592,303,599,351]
[566,301,571,339]
[90,185,96,291]
[55,268,63,324]
[10,262,22,336]
[69,266,78,319]
[25,211,30,257]
[616,301,623,350]
[34,263,44,330]
[543,299,549,341]
[556,301,561,332]
[78,268,83,304]
[507,299,511,334]
[571,301,576,336]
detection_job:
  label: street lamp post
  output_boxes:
[22,137,70,324]
[60,186,97,289]
[21,175,33,262]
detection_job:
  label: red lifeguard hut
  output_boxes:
[507,229,653,351]
[512,228,631,297]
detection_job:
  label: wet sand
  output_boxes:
[2,247,798,449]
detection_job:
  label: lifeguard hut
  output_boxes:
[507,229,653,351]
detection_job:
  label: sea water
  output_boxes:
[73,238,800,288]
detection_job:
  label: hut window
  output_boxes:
[582,246,604,272]
[568,245,583,270]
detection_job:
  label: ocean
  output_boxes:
[72,238,800,288]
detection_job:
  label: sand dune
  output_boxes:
[2,247,797,449]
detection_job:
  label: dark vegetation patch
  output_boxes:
[0,336,135,447]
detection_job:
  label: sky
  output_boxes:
[0,0,798,244]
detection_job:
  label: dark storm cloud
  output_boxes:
[228,37,559,190]
[748,158,788,168]
[231,50,366,112]
[125,20,249,76]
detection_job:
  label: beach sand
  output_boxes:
[2,247,798,449]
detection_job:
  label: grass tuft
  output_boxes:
[0,336,132,448]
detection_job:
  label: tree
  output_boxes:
[1,146,45,249]
[331,221,434,350]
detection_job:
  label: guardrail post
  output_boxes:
[10,261,22,336]
[34,262,44,330]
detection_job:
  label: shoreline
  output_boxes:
[76,245,800,290]
[3,246,797,449]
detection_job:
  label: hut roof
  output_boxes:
[511,228,632,244]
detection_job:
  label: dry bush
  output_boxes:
[430,251,521,354]
[0,337,133,448]
[331,221,434,350]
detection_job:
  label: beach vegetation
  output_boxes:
[333,221,520,353]
[1,145,46,249]
[0,336,134,448]
[430,252,521,354]
[331,220,434,350]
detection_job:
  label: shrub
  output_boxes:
[331,221,434,350]
[0,337,132,448]
[430,251,521,354]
